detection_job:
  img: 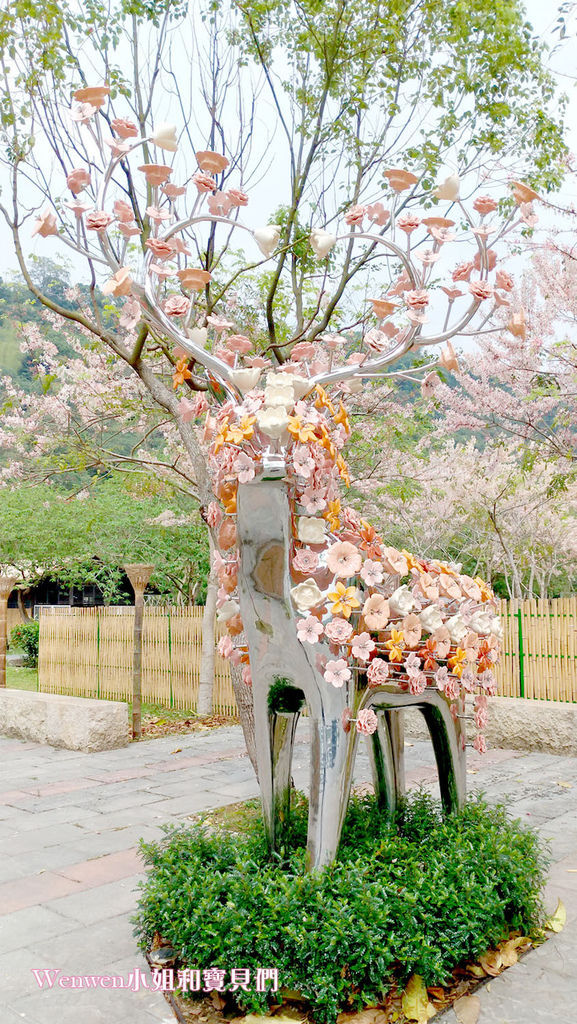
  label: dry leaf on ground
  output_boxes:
[479,951,503,977]
[545,898,566,933]
[453,994,480,1024]
[401,975,435,1023]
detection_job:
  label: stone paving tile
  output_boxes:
[2,723,577,1024]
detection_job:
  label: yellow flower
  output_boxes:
[336,454,351,487]
[287,416,318,444]
[474,576,494,602]
[385,628,405,662]
[213,418,230,453]
[328,582,360,619]
[314,384,335,415]
[226,415,256,444]
[325,499,341,532]
[400,549,422,572]
[448,647,467,677]
[319,424,336,459]
[333,401,350,434]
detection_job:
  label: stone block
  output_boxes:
[0,689,129,752]
[403,696,577,756]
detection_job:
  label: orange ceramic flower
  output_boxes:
[225,415,256,444]
[336,455,351,487]
[333,402,350,433]
[420,637,438,672]
[325,499,341,532]
[196,150,229,174]
[511,181,540,206]
[383,167,418,192]
[448,647,467,678]
[138,164,173,186]
[73,84,110,107]
[287,417,318,444]
[328,583,360,619]
[172,358,193,390]
[474,576,494,602]
[370,298,397,318]
[314,385,335,415]
[177,268,212,291]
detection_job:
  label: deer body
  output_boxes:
[236,465,466,870]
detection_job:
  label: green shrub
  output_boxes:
[134,793,547,1023]
[9,621,40,667]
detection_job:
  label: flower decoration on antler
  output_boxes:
[41,86,536,750]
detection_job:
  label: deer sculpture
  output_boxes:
[42,94,526,868]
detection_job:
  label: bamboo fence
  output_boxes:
[37,598,577,712]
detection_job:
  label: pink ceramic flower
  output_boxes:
[407,668,427,695]
[32,210,58,237]
[86,210,114,232]
[397,213,421,234]
[452,261,474,282]
[356,708,378,735]
[293,447,315,478]
[404,652,421,671]
[324,658,351,687]
[227,188,249,207]
[205,501,223,528]
[326,541,362,578]
[445,676,461,700]
[367,658,389,687]
[193,171,217,193]
[351,632,376,661]
[297,616,324,645]
[362,593,389,630]
[469,279,494,302]
[233,452,255,484]
[432,627,451,659]
[226,335,252,354]
[66,168,91,194]
[367,202,390,226]
[325,618,354,644]
[292,549,320,574]
[111,117,138,139]
[405,289,430,310]
[360,559,384,586]
[473,733,487,754]
[345,204,366,226]
[473,195,497,215]
[207,191,233,216]
[218,636,234,659]
[145,237,174,260]
[402,613,422,649]
[381,547,408,576]
[164,295,190,317]
[434,665,449,691]
[242,665,253,686]
[495,269,514,292]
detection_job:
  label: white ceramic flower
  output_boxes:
[434,173,460,201]
[310,228,337,259]
[446,613,468,644]
[256,406,289,439]
[187,326,208,347]
[254,225,281,258]
[388,585,415,617]
[290,578,324,612]
[263,374,295,409]
[419,605,444,633]
[290,374,312,400]
[489,615,503,640]
[230,367,262,394]
[468,609,495,635]
[216,599,240,623]
[151,123,178,152]
[297,516,326,545]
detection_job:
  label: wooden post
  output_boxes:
[124,564,154,739]
[0,575,17,689]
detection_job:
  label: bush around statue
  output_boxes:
[135,792,548,1023]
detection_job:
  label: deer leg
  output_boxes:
[367,709,406,815]
[307,714,358,871]
[419,698,466,812]
[270,709,300,848]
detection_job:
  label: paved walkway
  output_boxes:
[0,718,576,1024]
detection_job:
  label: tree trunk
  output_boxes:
[17,590,32,622]
[229,656,258,778]
[197,549,217,716]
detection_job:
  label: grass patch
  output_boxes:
[135,793,548,1023]
[6,665,38,691]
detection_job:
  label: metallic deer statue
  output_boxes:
[47,113,511,868]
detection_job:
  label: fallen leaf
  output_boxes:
[336,1010,381,1024]
[555,781,572,789]
[210,991,226,1010]
[453,994,480,1024]
[465,964,486,978]
[545,898,566,933]
[479,951,503,977]
[566,869,577,873]
[170,748,182,754]
[241,1018,305,1024]
[497,939,519,968]
[486,983,491,992]
[401,975,435,1023]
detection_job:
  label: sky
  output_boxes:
[0,0,576,283]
